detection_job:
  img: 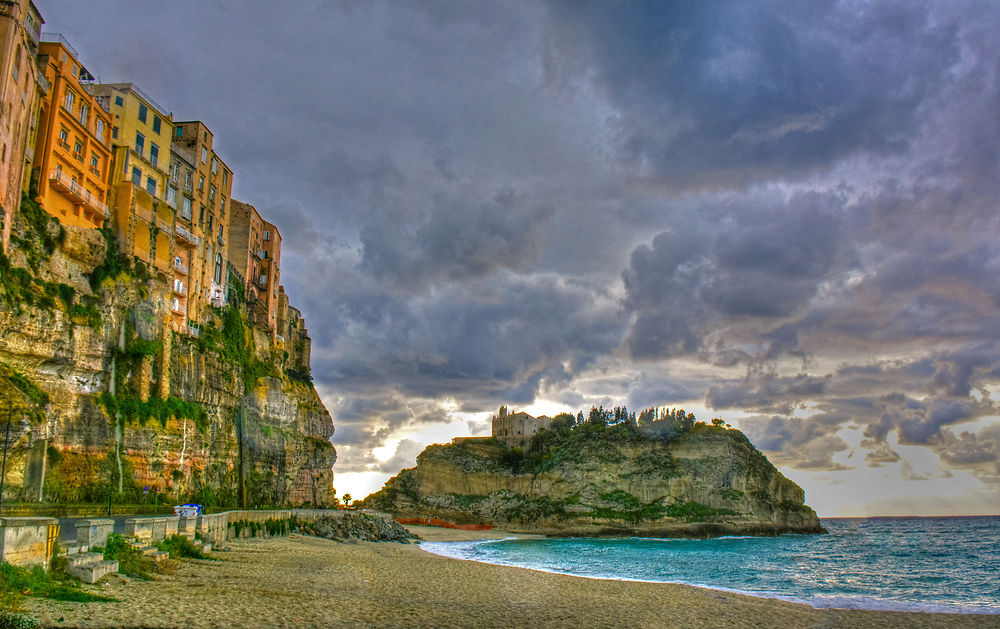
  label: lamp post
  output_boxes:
[0,400,13,517]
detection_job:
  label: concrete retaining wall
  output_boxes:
[75,519,114,547]
[0,517,57,567]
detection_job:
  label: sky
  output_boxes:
[35,0,1000,517]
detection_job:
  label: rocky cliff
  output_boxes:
[362,421,825,537]
[0,197,335,508]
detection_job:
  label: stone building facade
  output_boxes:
[491,406,551,448]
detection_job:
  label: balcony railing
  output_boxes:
[173,279,186,295]
[253,274,268,289]
[48,170,109,217]
[175,224,201,247]
[187,324,200,338]
[173,258,188,275]
[155,218,172,234]
[40,33,79,58]
[217,234,225,247]
[170,300,186,315]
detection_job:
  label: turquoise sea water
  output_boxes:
[420,517,1000,614]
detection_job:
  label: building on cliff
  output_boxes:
[228,199,282,340]
[171,120,232,324]
[0,0,44,254]
[32,35,112,231]
[492,406,551,448]
[90,83,188,324]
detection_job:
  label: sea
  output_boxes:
[420,516,1000,615]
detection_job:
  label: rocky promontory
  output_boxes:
[362,411,825,538]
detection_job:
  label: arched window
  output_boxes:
[213,252,223,284]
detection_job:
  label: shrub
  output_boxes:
[157,535,210,560]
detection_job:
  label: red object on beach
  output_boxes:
[396,517,494,531]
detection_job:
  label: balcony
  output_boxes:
[187,324,200,338]
[217,234,226,247]
[48,170,109,218]
[180,204,193,222]
[175,224,201,248]
[276,334,285,343]
[170,300,186,316]
[173,279,186,295]
[173,258,188,275]
[155,217,172,234]
[133,205,152,224]
[253,274,268,289]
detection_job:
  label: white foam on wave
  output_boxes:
[417,541,1000,615]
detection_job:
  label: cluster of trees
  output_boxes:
[546,405,728,441]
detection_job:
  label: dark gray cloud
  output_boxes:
[543,0,961,190]
[33,1,1000,505]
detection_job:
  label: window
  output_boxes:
[90,153,98,170]
[73,140,82,157]
[96,119,105,141]
[132,167,142,186]
[171,162,179,179]
[198,176,204,191]
[71,64,77,77]
[112,126,118,140]
[263,230,270,241]
[146,177,156,196]
[199,205,205,222]
[201,146,207,163]
[114,96,123,106]
[182,197,192,220]
[58,128,68,145]
[185,172,192,188]
[207,213,214,231]
[166,187,176,206]
[175,126,183,137]
[220,196,226,212]
[152,116,161,134]
[138,103,147,123]
[214,253,223,283]
[209,186,216,202]
[64,90,75,112]
[79,104,88,127]
[211,157,218,174]
[11,45,20,82]
[135,132,144,156]
[149,143,159,166]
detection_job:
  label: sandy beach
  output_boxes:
[23,527,998,628]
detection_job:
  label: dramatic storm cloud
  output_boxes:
[37,0,1000,515]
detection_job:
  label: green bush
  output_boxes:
[157,535,211,560]
[102,534,155,579]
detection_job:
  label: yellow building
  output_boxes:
[33,36,112,230]
[89,83,185,326]
[171,121,232,327]
[0,0,44,253]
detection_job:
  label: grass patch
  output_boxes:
[0,561,116,605]
[157,535,211,560]
[102,534,158,579]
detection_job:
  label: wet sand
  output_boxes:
[23,527,998,628]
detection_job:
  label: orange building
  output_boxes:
[171,120,232,325]
[33,35,112,230]
[0,0,44,253]
[227,199,281,338]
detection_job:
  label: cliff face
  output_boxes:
[363,426,825,537]
[0,204,335,508]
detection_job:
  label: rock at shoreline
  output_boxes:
[362,422,826,538]
[296,512,416,543]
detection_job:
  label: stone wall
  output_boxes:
[0,517,57,567]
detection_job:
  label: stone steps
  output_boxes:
[66,559,119,584]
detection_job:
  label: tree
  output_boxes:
[711,417,726,427]
[342,493,352,508]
